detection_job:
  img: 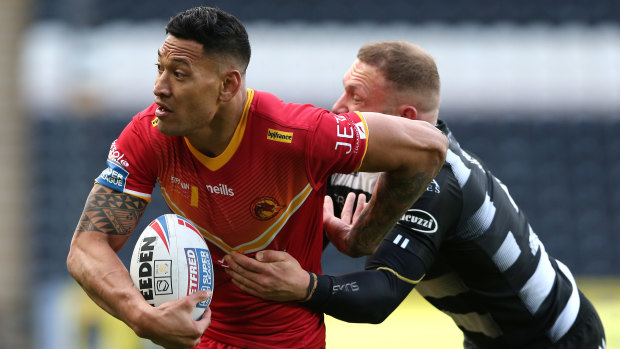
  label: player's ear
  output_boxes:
[400,105,419,120]
[219,69,242,102]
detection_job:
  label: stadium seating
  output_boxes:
[31,116,620,280]
[32,0,620,25]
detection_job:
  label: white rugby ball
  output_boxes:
[129,214,214,320]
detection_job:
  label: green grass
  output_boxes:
[326,277,620,348]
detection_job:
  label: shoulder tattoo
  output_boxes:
[77,185,148,235]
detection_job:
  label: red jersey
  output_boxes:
[96,89,369,348]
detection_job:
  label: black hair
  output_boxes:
[165,6,251,73]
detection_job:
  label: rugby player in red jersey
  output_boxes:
[66,7,448,349]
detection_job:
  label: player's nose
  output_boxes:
[153,73,171,98]
[331,94,349,114]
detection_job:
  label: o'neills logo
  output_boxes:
[250,196,286,221]
[206,183,234,196]
[267,128,293,143]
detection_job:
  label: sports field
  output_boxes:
[325,277,620,348]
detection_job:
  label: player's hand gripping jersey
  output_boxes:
[96,89,368,348]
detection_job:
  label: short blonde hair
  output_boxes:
[358,41,440,113]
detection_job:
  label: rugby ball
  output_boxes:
[129,214,214,320]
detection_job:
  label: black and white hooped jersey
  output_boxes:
[326,120,581,348]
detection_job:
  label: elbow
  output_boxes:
[330,306,392,324]
[429,140,447,179]
[365,297,404,324]
[427,124,449,171]
[365,309,392,324]
[416,122,448,178]
[350,305,395,324]
[434,133,449,168]
[66,236,88,280]
[66,245,79,279]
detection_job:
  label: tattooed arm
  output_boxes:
[328,113,448,257]
[67,184,211,348]
[67,184,147,314]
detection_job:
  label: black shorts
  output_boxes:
[463,291,606,349]
[553,290,606,349]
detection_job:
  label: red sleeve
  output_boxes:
[95,107,159,201]
[306,111,368,189]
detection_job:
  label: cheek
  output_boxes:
[365,97,389,113]
[184,91,219,123]
[183,88,214,111]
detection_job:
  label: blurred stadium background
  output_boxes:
[0,0,618,348]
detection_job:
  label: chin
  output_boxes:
[157,123,182,137]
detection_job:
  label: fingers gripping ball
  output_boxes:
[130,214,214,320]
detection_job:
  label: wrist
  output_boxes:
[304,274,333,310]
[124,299,156,337]
[300,271,317,302]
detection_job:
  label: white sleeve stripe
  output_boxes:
[519,245,555,314]
[462,194,496,239]
[124,188,152,199]
[446,149,470,188]
[547,261,580,342]
[492,231,521,272]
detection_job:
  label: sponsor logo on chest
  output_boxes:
[205,183,234,196]
[400,209,438,233]
[267,128,293,143]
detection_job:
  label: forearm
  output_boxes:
[305,269,412,324]
[345,171,431,256]
[67,184,209,348]
[67,235,151,331]
[68,232,212,347]
[343,117,447,257]
[67,184,151,333]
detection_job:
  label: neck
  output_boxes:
[418,109,439,126]
[187,88,248,157]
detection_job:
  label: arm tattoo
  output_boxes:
[349,172,430,255]
[77,185,148,235]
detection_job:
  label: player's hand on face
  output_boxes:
[323,193,367,253]
[224,250,310,302]
[138,290,212,349]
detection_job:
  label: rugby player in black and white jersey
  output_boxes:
[224,41,606,348]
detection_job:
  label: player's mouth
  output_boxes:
[155,102,173,118]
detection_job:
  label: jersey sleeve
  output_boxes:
[368,166,462,274]
[306,111,368,188]
[306,167,463,323]
[95,115,158,201]
[305,268,415,324]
